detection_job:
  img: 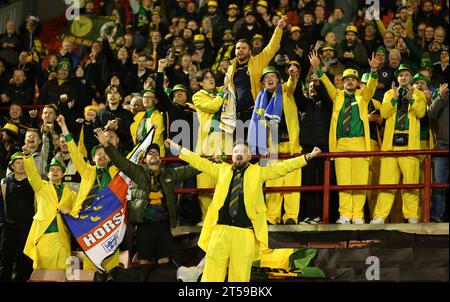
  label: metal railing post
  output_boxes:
[423,156,431,223]
[323,158,331,224]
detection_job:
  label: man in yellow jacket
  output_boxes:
[165,138,321,282]
[309,50,380,224]
[226,15,287,127]
[249,64,302,224]
[23,156,76,269]
[57,115,119,271]
[371,65,426,224]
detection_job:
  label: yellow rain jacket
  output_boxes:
[380,88,426,151]
[318,71,378,152]
[268,77,302,154]
[179,148,308,259]
[23,156,76,269]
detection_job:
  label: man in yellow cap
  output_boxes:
[309,50,380,224]
[251,34,265,55]
[336,25,369,74]
[371,64,426,224]
[165,138,321,281]
[248,63,302,225]
[23,154,76,270]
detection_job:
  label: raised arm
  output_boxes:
[309,50,337,101]
[362,53,380,102]
[57,114,91,178]
[166,139,220,178]
[254,17,287,65]
[23,155,44,193]
[261,147,321,181]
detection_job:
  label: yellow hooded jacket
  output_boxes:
[179,148,308,259]
[318,71,378,152]
[23,156,76,269]
[380,88,426,151]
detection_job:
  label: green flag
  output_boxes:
[61,16,124,47]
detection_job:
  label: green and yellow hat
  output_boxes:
[321,44,335,52]
[252,34,264,41]
[170,84,190,96]
[256,0,268,8]
[345,25,358,34]
[290,26,301,34]
[342,69,359,80]
[193,34,206,43]
[57,60,71,71]
[394,64,413,78]
[91,144,106,159]
[413,73,430,86]
[375,46,387,55]
[260,66,280,82]
[8,151,23,170]
[45,157,66,173]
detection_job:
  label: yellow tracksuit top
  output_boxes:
[66,137,117,217]
[179,148,308,259]
[192,89,224,155]
[268,78,302,154]
[380,88,426,151]
[318,71,378,152]
[23,156,76,268]
[227,27,283,102]
[130,109,166,156]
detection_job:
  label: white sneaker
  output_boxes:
[352,218,365,225]
[196,221,204,227]
[309,217,322,225]
[408,217,419,224]
[336,216,351,224]
[299,217,311,225]
[370,217,385,224]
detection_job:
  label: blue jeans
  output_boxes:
[431,142,449,222]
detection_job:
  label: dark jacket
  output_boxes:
[336,39,368,74]
[155,72,196,149]
[104,144,200,228]
[3,82,34,105]
[39,78,77,105]
[94,105,134,154]
[0,174,35,225]
[297,82,333,146]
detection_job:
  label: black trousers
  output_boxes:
[300,145,328,220]
[0,223,33,282]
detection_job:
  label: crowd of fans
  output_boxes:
[0,0,448,281]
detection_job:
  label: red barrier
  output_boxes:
[165,149,449,224]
